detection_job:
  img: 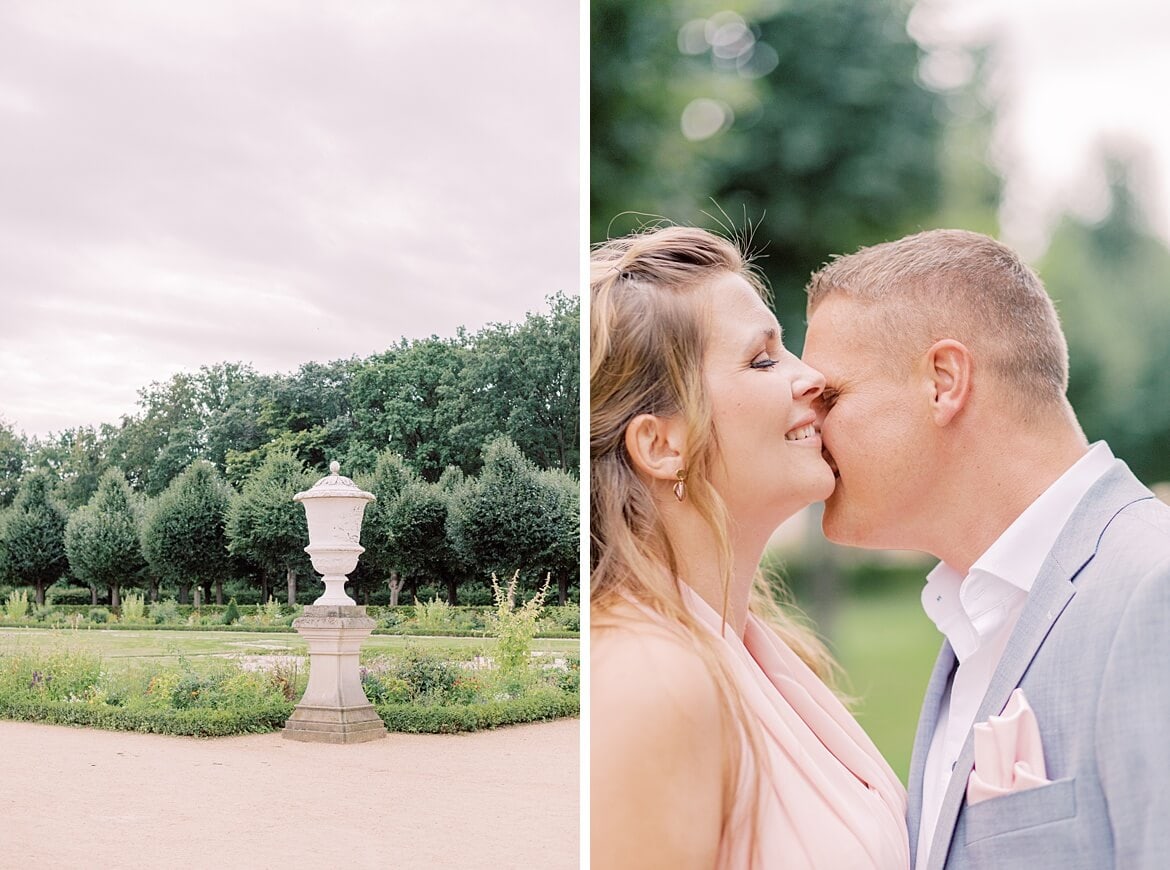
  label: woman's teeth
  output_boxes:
[785,423,817,442]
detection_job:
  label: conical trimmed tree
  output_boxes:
[142,460,234,605]
[225,452,311,607]
[65,468,146,607]
[1,471,68,606]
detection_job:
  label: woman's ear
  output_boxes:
[624,413,686,482]
[924,339,972,426]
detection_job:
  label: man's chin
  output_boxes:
[820,501,860,547]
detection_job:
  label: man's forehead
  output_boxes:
[803,302,880,373]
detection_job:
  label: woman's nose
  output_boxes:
[793,361,826,400]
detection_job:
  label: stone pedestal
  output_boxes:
[282,605,387,744]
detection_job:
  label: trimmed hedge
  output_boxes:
[0,699,294,737]
[0,621,578,639]
[0,621,295,633]
[376,689,580,734]
[0,692,578,737]
[373,627,579,640]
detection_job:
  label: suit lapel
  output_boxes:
[926,571,1077,869]
[908,640,955,868]
[925,460,1154,869]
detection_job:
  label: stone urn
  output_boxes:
[282,461,386,744]
[293,460,375,605]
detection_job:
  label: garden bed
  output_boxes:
[0,621,578,639]
[0,640,578,737]
[0,595,579,639]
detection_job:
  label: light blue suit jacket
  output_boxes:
[908,459,1170,870]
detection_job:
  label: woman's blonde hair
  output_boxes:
[591,225,839,861]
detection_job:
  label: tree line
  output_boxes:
[0,294,579,605]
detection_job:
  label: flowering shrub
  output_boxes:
[397,649,461,699]
[412,597,456,632]
[360,667,410,705]
[150,598,180,624]
[121,593,147,623]
[488,572,551,672]
[4,590,30,621]
[0,646,297,735]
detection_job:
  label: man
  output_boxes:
[801,228,1170,869]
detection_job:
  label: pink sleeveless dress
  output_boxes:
[682,585,910,869]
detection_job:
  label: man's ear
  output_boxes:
[624,413,686,483]
[924,339,972,426]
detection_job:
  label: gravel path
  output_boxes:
[0,718,579,869]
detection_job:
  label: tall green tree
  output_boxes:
[64,468,146,607]
[0,419,27,508]
[141,461,235,605]
[110,362,270,495]
[27,425,113,509]
[592,0,946,346]
[384,479,467,605]
[225,360,356,481]
[1,471,68,605]
[225,452,312,606]
[537,467,581,605]
[1040,150,1170,485]
[348,337,473,480]
[111,372,205,496]
[198,363,272,476]
[359,451,421,605]
[457,293,580,474]
[447,437,580,602]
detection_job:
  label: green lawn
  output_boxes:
[830,587,940,784]
[0,628,578,661]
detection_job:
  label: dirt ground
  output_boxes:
[0,718,579,869]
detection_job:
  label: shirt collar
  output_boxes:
[922,441,1115,653]
[970,441,1114,592]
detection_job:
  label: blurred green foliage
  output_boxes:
[593,0,944,342]
[833,583,939,783]
[1040,154,1170,485]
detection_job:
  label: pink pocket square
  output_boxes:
[966,688,1051,805]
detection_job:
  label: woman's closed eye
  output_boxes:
[817,388,839,410]
[750,354,778,370]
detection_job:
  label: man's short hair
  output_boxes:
[806,228,1069,407]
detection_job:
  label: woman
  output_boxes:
[591,226,909,869]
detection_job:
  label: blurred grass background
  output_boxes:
[773,546,941,784]
[833,583,939,783]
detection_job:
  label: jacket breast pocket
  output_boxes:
[963,776,1077,845]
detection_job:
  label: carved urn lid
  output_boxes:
[293,461,376,502]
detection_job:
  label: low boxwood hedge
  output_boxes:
[0,699,294,737]
[0,692,578,737]
[376,689,580,734]
[0,620,577,639]
[0,621,295,633]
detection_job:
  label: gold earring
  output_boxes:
[673,468,687,502]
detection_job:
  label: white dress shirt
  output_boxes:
[915,442,1115,869]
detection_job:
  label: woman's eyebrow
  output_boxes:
[742,326,779,356]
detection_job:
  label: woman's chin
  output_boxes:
[813,468,838,503]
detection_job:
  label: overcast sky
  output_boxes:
[0,1,579,439]
[912,0,1170,255]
